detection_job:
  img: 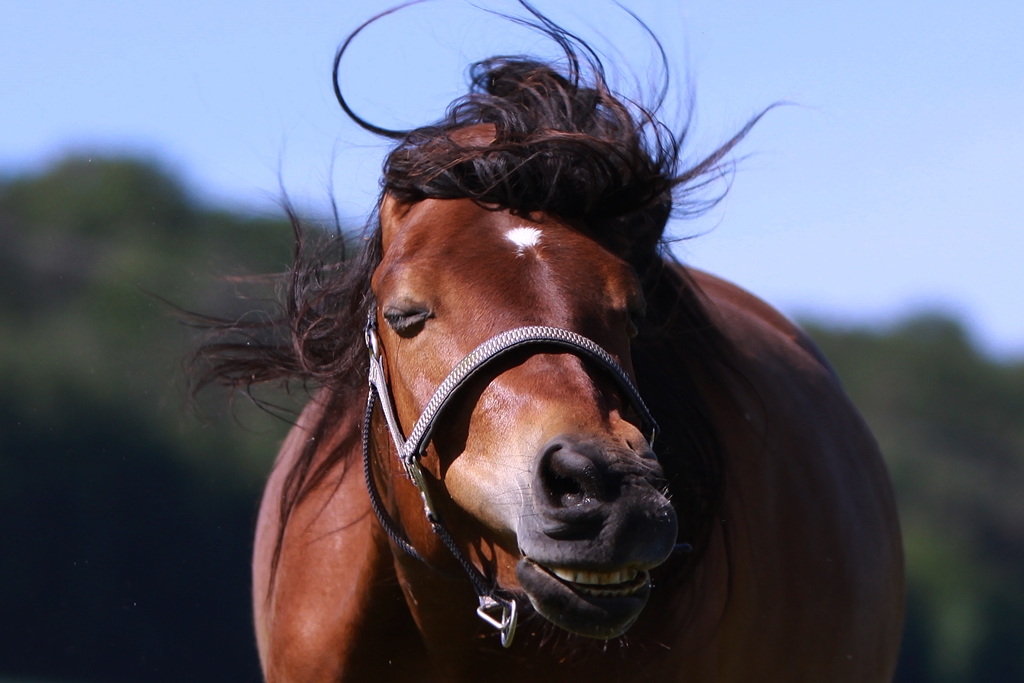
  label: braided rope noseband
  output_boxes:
[363,319,659,648]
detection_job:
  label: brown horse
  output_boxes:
[196,10,904,683]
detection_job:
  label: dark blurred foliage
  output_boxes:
[0,156,1021,682]
[0,156,298,683]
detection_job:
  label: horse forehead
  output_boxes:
[378,205,509,274]
[378,199,635,305]
[387,199,610,261]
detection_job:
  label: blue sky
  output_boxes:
[2,1,1022,356]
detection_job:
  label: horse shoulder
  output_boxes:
[253,389,428,683]
[689,269,905,681]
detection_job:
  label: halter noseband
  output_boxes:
[363,317,659,648]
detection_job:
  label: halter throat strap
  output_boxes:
[363,322,659,648]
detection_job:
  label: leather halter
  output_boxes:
[362,317,659,648]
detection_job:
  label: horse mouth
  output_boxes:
[515,559,652,638]
[544,565,650,597]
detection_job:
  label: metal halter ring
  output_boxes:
[477,595,518,648]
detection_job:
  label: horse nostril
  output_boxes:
[539,442,608,509]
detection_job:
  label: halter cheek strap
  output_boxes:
[363,320,659,649]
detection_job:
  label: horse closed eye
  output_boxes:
[383,308,432,336]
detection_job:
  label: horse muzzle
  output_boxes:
[514,435,678,638]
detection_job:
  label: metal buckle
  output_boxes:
[404,457,440,523]
[476,595,518,648]
[365,326,381,358]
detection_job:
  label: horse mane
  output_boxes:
[191,4,763,598]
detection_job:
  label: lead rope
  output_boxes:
[362,318,659,650]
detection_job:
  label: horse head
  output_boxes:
[369,188,678,639]
[341,37,713,642]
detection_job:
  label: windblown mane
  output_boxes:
[192,4,763,592]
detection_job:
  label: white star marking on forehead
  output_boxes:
[505,226,542,255]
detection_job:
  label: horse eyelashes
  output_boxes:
[383,309,432,336]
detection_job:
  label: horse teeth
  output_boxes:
[551,568,577,582]
[549,567,639,585]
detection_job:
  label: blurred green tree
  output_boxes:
[0,156,301,682]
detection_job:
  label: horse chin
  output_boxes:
[515,558,652,639]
